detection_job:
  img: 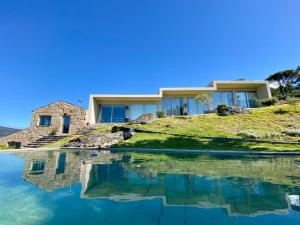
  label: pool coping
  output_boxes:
[1,147,300,155]
[108,148,300,155]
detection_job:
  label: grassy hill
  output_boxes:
[115,103,300,151]
[0,126,21,137]
[44,103,300,151]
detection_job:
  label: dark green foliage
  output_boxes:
[217,104,227,112]
[266,69,300,99]
[258,98,278,106]
[156,110,165,118]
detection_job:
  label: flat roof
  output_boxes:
[90,80,269,99]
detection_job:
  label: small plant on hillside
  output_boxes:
[237,130,281,139]
[284,129,300,137]
[257,98,278,106]
[0,144,8,150]
[237,130,262,139]
[156,110,165,118]
[50,127,58,135]
[287,97,299,112]
[216,104,228,116]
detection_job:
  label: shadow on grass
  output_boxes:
[117,136,275,151]
[273,108,290,114]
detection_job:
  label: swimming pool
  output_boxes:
[0,150,300,225]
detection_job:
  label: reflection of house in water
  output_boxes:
[19,151,82,192]
[17,151,300,216]
[18,150,123,192]
[80,160,298,216]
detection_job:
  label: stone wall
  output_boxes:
[0,101,87,147]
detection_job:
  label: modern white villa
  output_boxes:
[86,80,271,124]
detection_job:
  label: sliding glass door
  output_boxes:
[129,104,158,120]
[236,91,257,108]
[100,105,126,123]
[161,98,184,116]
[187,98,209,114]
[212,91,234,108]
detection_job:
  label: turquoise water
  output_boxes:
[0,150,300,225]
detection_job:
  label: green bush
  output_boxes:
[111,126,121,133]
[216,104,228,116]
[258,98,278,106]
[156,110,165,118]
[0,144,8,150]
[50,127,58,135]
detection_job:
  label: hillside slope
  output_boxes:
[116,103,300,151]
[0,126,21,137]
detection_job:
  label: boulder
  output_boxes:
[128,113,155,124]
[217,106,251,116]
[65,132,124,148]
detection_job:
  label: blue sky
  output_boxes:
[0,0,300,128]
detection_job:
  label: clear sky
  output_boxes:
[0,0,300,128]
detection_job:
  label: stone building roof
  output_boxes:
[32,100,86,111]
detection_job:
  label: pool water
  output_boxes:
[0,150,300,225]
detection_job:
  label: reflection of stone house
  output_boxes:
[0,101,86,147]
[20,151,82,192]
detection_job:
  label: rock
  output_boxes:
[217,106,251,116]
[65,132,124,148]
[128,113,155,124]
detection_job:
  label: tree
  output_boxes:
[266,69,300,99]
[195,93,212,116]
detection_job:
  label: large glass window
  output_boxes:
[100,105,126,123]
[187,98,209,115]
[212,92,234,108]
[161,98,184,116]
[236,91,257,108]
[129,104,158,120]
[39,116,51,126]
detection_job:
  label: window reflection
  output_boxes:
[31,160,45,174]
[162,98,184,116]
[187,98,209,114]
[212,92,234,108]
[129,104,157,120]
[99,105,126,123]
[236,91,257,108]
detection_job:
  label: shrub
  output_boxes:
[237,130,262,139]
[156,110,165,118]
[0,144,8,150]
[111,126,121,133]
[284,129,300,137]
[287,97,299,112]
[258,98,278,106]
[216,104,227,115]
[237,131,281,139]
[50,127,58,135]
[217,104,227,111]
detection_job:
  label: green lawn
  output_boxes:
[115,103,300,151]
[46,103,300,151]
[126,103,300,141]
[114,133,300,151]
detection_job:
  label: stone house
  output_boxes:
[0,101,86,147]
